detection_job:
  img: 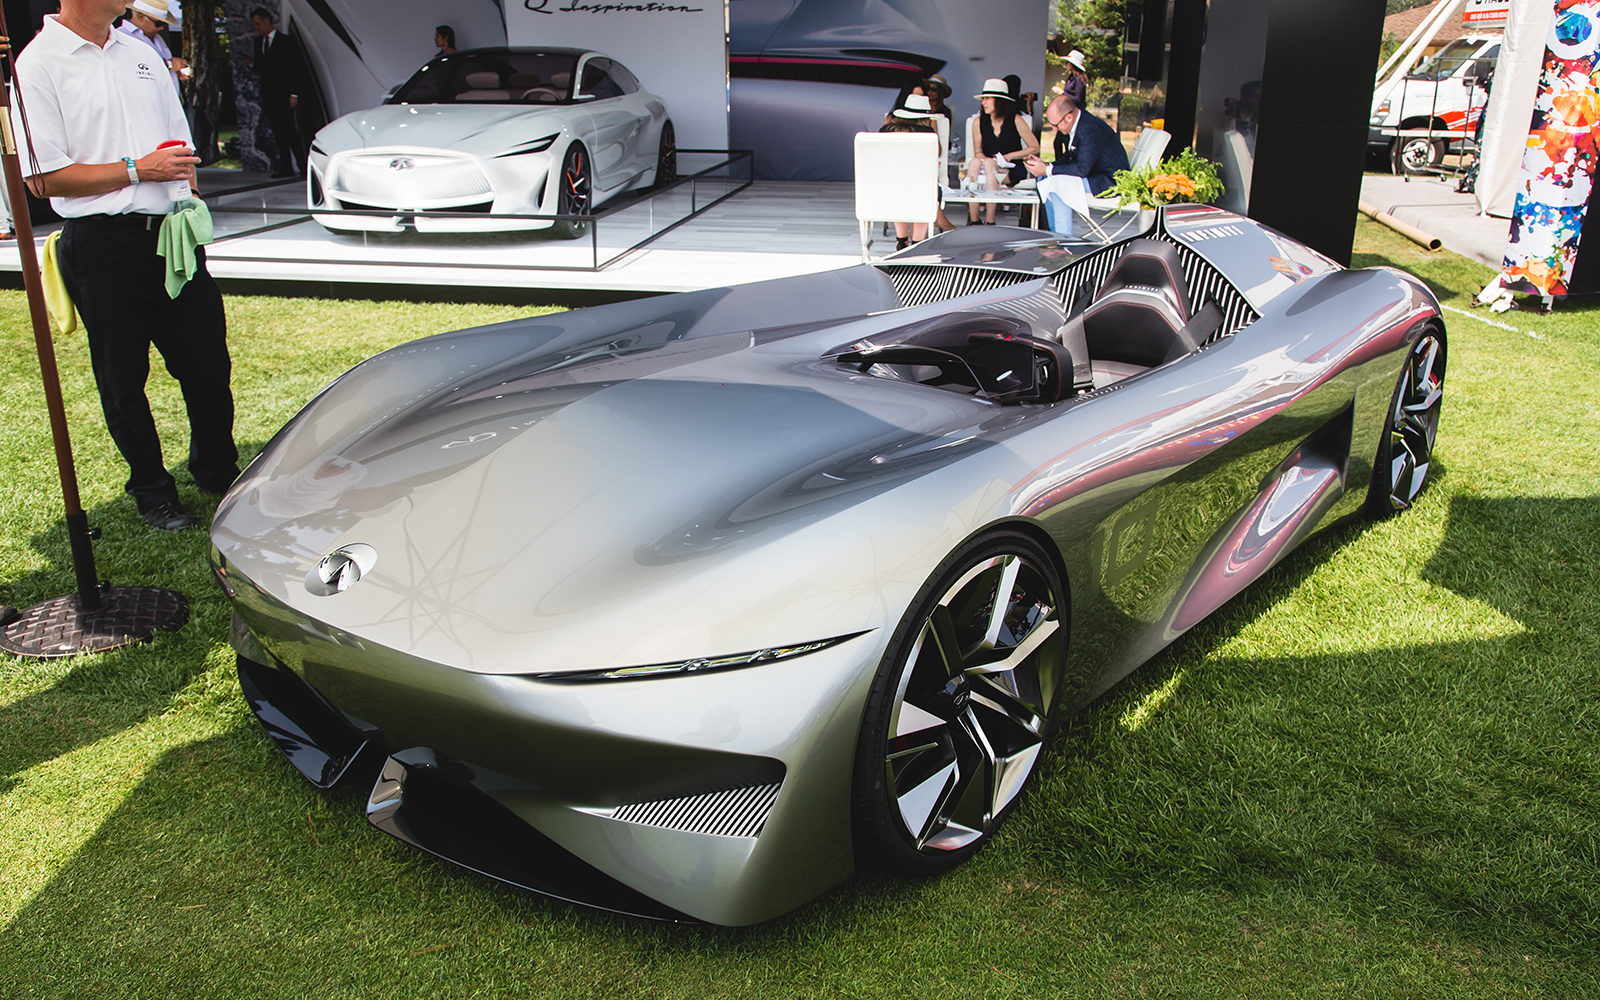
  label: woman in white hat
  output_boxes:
[965,77,1038,225]
[879,94,946,247]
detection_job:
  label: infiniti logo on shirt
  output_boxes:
[388,157,416,171]
[135,61,154,81]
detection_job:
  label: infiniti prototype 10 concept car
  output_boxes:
[307,47,673,235]
[210,206,1447,925]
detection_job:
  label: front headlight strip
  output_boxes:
[528,631,870,682]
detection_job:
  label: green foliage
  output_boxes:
[1050,0,1123,82]
[1387,0,1433,13]
[1100,146,1225,206]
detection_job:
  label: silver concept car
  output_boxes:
[211,206,1447,925]
[307,47,673,235]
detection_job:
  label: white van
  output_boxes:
[1369,35,1500,173]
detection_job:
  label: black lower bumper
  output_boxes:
[235,653,696,923]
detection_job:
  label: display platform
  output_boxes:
[0,158,886,301]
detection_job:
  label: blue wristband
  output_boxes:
[123,157,140,186]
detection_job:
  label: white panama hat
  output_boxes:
[974,78,1012,100]
[892,94,936,118]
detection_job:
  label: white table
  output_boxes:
[940,185,1042,228]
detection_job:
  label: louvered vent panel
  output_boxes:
[883,230,1259,342]
[611,783,781,839]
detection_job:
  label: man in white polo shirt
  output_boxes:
[12,0,238,532]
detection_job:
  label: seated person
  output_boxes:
[966,78,1038,225]
[1025,79,1130,233]
[880,95,942,249]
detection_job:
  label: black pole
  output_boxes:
[0,7,103,610]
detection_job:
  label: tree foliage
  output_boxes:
[1049,0,1124,82]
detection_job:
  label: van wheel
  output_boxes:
[1394,136,1445,175]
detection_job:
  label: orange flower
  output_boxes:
[1145,172,1198,203]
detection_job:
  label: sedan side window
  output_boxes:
[580,60,625,101]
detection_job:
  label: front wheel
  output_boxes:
[1367,326,1446,516]
[553,142,592,239]
[1394,135,1445,175]
[852,530,1068,876]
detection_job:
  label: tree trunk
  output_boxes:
[182,0,226,164]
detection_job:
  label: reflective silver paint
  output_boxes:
[214,206,1445,924]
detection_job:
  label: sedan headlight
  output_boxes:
[495,134,560,158]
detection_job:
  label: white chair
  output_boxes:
[854,132,940,261]
[1084,127,1170,212]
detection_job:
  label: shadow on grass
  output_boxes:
[0,483,242,792]
[1019,490,1600,960]
[3,486,1596,989]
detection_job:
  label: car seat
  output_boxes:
[1079,239,1219,380]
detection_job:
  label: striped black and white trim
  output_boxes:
[882,234,1260,345]
[610,783,781,839]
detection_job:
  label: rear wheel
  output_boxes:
[554,142,591,239]
[853,530,1067,875]
[1367,326,1446,516]
[655,120,677,187]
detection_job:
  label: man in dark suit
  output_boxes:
[1025,88,1130,198]
[244,7,308,178]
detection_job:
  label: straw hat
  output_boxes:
[1065,49,1087,72]
[892,94,936,119]
[129,0,173,24]
[924,74,952,100]
[974,78,1011,100]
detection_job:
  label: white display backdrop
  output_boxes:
[506,0,729,151]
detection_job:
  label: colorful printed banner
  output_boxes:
[1500,0,1600,297]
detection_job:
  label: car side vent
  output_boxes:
[611,783,781,838]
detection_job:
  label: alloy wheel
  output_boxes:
[1383,332,1445,510]
[881,549,1063,855]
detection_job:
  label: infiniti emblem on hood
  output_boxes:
[305,543,378,596]
[388,157,416,171]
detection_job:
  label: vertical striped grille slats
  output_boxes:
[882,232,1259,343]
[611,783,781,839]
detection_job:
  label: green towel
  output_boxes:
[156,198,215,299]
[41,230,79,336]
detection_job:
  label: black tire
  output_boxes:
[655,120,677,188]
[1366,325,1446,517]
[852,529,1068,876]
[1393,135,1446,175]
[554,142,592,239]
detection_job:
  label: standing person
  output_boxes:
[11,0,239,531]
[243,7,307,178]
[119,0,187,94]
[434,24,455,56]
[966,77,1038,225]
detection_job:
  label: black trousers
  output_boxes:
[56,215,238,512]
[261,92,305,174]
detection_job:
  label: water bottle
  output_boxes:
[157,139,192,205]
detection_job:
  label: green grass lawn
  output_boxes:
[1,222,1597,998]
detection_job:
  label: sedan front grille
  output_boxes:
[331,153,493,205]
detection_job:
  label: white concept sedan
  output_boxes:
[307,47,675,236]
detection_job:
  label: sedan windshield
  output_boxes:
[392,51,580,105]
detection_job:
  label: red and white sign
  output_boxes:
[1463,0,1510,27]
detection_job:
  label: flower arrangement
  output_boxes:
[1099,147,1225,209]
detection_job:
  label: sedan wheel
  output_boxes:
[1368,327,1446,515]
[555,142,591,239]
[656,121,677,187]
[854,531,1067,875]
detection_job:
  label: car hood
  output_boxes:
[213,270,1063,675]
[315,104,568,155]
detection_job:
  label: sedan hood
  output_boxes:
[213,270,1063,675]
[316,104,564,155]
